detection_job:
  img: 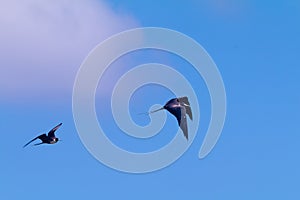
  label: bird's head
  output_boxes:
[55,138,59,142]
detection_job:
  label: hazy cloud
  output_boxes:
[0,0,139,103]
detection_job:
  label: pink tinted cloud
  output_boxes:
[0,0,139,103]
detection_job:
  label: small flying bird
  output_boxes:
[23,123,62,148]
[148,96,193,140]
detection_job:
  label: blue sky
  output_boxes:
[1,0,300,199]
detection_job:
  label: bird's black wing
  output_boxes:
[179,106,188,140]
[178,96,190,105]
[47,123,62,138]
[23,134,47,148]
[178,96,193,120]
[167,106,188,140]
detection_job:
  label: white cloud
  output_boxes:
[0,0,139,102]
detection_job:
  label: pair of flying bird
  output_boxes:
[23,96,193,147]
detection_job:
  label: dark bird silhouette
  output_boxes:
[23,123,62,148]
[149,96,193,140]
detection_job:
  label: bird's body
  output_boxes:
[23,123,62,148]
[150,96,193,140]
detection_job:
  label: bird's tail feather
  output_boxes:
[137,107,164,115]
[149,107,164,114]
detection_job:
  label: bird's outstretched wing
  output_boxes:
[179,106,188,140]
[178,96,193,120]
[47,123,62,138]
[167,106,188,140]
[23,134,47,148]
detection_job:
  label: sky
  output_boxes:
[1,0,300,199]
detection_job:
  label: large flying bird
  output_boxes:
[23,123,62,148]
[149,97,193,140]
